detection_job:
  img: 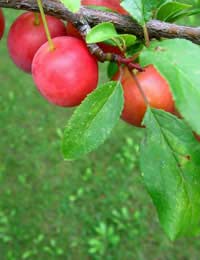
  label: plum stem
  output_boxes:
[34,12,40,26]
[128,68,149,107]
[36,0,55,51]
[143,24,150,47]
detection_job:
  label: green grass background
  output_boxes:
[0,6,200,260]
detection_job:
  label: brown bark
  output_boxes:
[0,0,200,45]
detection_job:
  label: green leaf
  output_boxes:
[60,0,81,12]
[86,22,118,44]
[86,22,136,47]
[185,8,200,17]
[140,108,200,240]
[156,1,192,22]
[107,62,119,79]
[140,39,200,135]
[168,8,200,22]
[62,81,124,160]
[118,34,136,47]
[121,0,167,25]
[125,41,144,57]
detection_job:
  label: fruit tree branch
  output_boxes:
[1,0,200,45]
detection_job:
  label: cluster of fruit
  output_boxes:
[5,11,99,107]
[0,0,175,127]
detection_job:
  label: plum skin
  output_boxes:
[7,12,66,73]
[113,65,175,127]
[32,36,98,107]
[0,9,5,39]
[82,0,128,14]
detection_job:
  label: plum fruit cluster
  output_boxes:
[0,1,176,127]
[6,11,98,107]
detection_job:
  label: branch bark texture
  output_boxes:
[1,0,200,45]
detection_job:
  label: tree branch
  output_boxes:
[1,0,200,45]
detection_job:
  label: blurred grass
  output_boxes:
[0,8,200,260]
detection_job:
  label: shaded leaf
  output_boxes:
[121,0,167,25]
[168,8,200,22]
[156,1,192,22]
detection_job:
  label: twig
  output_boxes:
[0,0,199,45]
